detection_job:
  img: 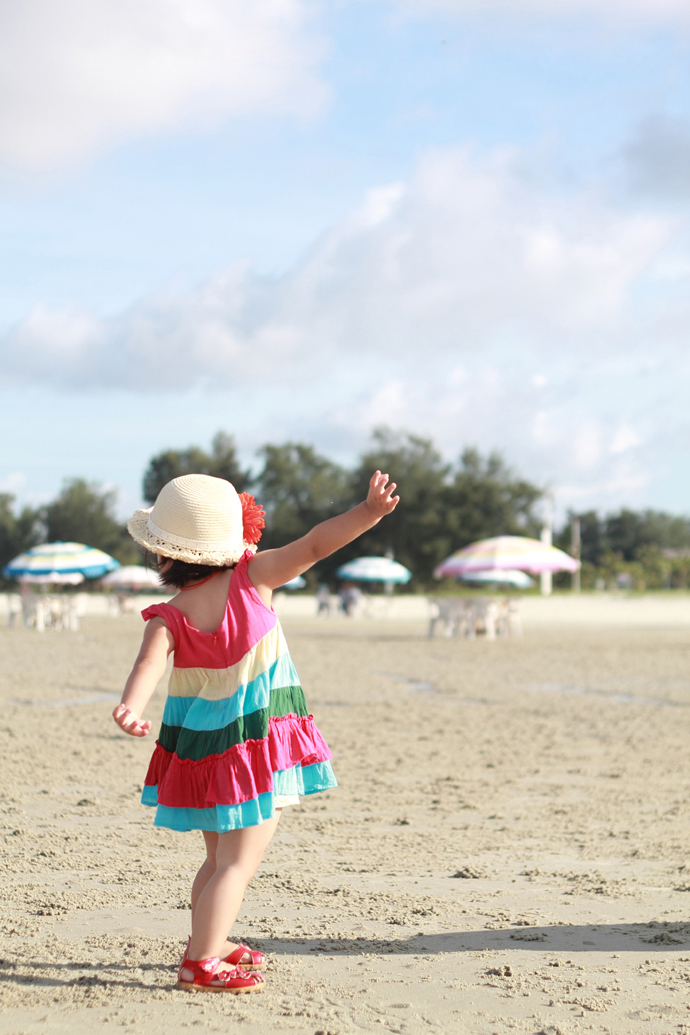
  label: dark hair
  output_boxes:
[154,556,234,589]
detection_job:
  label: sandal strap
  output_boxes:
[178,956,221,983]
[179,955,263,989]
[225,943,264,967]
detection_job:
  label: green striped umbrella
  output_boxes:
[4,541,120,580]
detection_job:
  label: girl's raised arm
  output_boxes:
[248,470,399,595]
[112,617,174,737]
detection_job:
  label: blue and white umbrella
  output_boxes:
[458,568,534,589]
[4,542,120,580]
[19,572,85,585]
[336,556,412,584]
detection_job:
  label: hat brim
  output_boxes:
[127,508,256,566]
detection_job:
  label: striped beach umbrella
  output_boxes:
[4,542,120,580]
[458,568,534,588]
[434,536,579,578]
[337,556,412,583]
[17,571,85,585]
[101,565,163,590]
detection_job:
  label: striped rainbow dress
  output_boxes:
[140,550,337,832]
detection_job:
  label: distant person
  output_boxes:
[346,584,363,616]
[337,583,348,614]
[339,583,363,616]
[112,470,399,993]
[316,582,331,616]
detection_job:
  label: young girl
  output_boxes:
[113,470,399,993]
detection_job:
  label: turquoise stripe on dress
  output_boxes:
[155,792,277,832]
[141,784,159,807]
[162,696,196,727]
[161,652,302,732]
[273,761,338,797]
[143,760,338,832]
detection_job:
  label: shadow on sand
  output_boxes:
[1,922,689,993]
[260,921,690,956]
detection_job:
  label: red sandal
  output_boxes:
[182,937,266,972]
[177,955,264,994]
[224,943,266,971]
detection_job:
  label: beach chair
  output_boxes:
[48,595,65,630]
[428,598,465,638]
[5,593,21,628]
[507,598,523,637]
[457,599,477,638]
[495,598,510,637]
[465,598,499,640]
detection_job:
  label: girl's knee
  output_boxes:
[201,857,216,875]
[217,859,256,887]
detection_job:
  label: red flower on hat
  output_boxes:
[239,492,265,545]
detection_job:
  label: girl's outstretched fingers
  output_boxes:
[112,703,152,737]
[366,470,400,517]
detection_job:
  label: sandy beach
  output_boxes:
[2,603,690,1034]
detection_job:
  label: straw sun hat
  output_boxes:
[127,474,265,566]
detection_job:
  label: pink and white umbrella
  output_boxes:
[434,535,580,579]
[101,566,163,590]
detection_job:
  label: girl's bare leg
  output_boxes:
[184,814,281,968]
[191,831,218,918]
[190,830,246,959]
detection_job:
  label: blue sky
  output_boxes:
[1,0,690,520]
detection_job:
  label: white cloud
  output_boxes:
[392,0,690,23]
[0,472,26,497]
[0,0,326,171]
[531,410,552,445]
[1,144,669,387]
[571,421,603,471]
[358,184,407,228]
[556,471,649,505]
[1,143,685,512]
[610,424,640,455]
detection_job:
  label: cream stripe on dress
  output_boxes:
[167,623,291,700]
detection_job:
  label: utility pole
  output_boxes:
[540,505,553,596]
[571,517,581,593]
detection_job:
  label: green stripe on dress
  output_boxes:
[158,684,309,761]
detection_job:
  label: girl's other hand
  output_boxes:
[112,703,152,737]
[365,471,400,518]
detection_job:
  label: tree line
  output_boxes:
[3,428,690,590]
[554,510,690,590]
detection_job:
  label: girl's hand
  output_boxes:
[112,703,152,738]
[246,469,401,596]
[365,471,400,518]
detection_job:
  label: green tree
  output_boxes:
[555,510,604,566]
[346,428,451,585]
[43,479,138,564]
[444,448,543,552]
[139,428,545,589]
[345,432,544,587]
[557,507,690,587]
[255,443,352,554]
[605,509,690,560]
[0,495,42,575]
[142,432,249,504]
